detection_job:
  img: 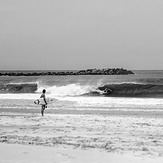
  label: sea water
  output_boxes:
[0,70,163,156]
[1,70,163,114]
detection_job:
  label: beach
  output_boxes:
[1,71,163,162]
[1,112,163,163]
[1,143,163,163]
[1,113,163,163]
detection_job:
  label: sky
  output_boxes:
[0,0,163,70]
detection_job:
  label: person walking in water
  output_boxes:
[40,89,47,116]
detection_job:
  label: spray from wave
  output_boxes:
[36,83,95,96]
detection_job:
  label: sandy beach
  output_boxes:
[1,142,163,163]
[1,113,163,163]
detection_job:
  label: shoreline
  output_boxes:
[1,107,163,118]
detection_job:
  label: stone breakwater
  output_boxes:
[0,68,134,76]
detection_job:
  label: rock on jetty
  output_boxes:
[0,68,134,76]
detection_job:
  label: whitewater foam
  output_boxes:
[7,82,39,85]
[0,94,38,99]
[36,83,95,96]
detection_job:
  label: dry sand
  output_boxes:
[1,113,163,162]
[0,143,162,163]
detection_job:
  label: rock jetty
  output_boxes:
[0,68,134,76]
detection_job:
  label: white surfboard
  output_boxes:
[34,98,53,105]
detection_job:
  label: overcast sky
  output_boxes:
[0,0,163,70]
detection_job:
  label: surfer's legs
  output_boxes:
[41,105,46,116]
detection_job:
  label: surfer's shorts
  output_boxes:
[42,105,47,108]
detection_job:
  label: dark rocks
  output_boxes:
[0,68,134,76]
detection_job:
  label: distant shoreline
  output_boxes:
[0,68,134,76]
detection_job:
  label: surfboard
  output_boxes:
[34,98,53,105]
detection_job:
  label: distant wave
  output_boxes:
[136,78,163,85]
[0,82,38,93]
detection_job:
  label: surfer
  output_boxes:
[104,88,113,94]
[40,89,47,116]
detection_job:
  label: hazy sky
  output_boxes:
[0,0,163,70]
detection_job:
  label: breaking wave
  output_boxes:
[1,81,163,98]
[36,83,94,96]
[97,83,163,97]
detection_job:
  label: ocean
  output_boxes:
[0,70,163,157]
